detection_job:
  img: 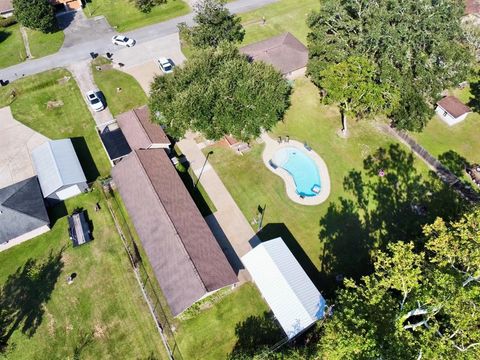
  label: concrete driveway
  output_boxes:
[113,33,186,93]
[58,10,114,49]
[0,107,49,189]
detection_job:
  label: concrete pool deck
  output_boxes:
[261,133,331,206]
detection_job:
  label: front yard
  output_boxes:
[85,0,190,32]
[0,187,168,359]
[0,68,111,179]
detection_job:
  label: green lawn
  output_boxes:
[0,187,168,359]
[91,58,148,117]
[26,28,64,59]
[85,0,190,32]
[203,78,463,295]
[0,68,111,179]
[0,24,26,68]
[175,283,278,360]
[240,0,319,45]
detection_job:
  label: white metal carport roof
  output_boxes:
[241,237,326,339]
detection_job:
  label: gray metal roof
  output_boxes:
[0,177,49,244]
[31,139,87,198]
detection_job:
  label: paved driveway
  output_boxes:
[58,10,114,49]
[0,107,49,189]
[114,33,186,93]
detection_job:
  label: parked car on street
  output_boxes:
[85,91,104,112]
[157,57,174,74]
[112,35,136,47]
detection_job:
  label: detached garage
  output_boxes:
[32,139,88,201]
[242,237,327,339]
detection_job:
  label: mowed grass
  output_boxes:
[91,58,147,117]
[240,0,319,45]
[0,188,168,359]
[204,78,428,270]
[85,0,190,32]
[0,24,26,68]
[26,28,64,59]
[0,68,111,179]
[175,283,271,360]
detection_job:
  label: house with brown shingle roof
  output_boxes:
[116,106,171,150]
[240,32,308,79]
[112,149,237,316]
[0,0,13,17]
[435,96,472,125]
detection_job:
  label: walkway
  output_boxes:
[261,133,331,205]
[0,0,278,82]
[68,60,114,128]
[381,125,480,203]
[177,133,259,282]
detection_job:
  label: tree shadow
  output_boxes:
[0,249,64,353]
[0,30,10,43]
[438,150,469,178]
[467,72,480,113]
[319,144,466,294]
[228,311,284,359]
[70,137,100,182]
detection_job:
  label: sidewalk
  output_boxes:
[177,133,259,282]
[68,60,114,128]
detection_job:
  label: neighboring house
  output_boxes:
[466,0,480,15]
[112,148,237,316]
[435,96,472,126]
[31,139,88,201]
[242,237,327,339]
[116,106,171,150]
[0,176,50,252]
[49,0,82,11]
[240,32,308,80]
[0,0,13,18]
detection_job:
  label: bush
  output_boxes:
[0,16,17,28]
[134,0,165,13]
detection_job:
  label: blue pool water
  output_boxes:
[272,147,321,197]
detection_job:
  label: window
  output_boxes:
[443,111,448,117]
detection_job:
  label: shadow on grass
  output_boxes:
[71,137,100,182]
[438,150,469,178]
[319,144,466,295]
[468,71,480,113]
[0,30,10,43]
[0,249,64,354]
[47,199,68,227]
[228,311,284,360]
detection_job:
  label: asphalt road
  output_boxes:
[0,0,277,82]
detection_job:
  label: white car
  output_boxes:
[157,57,174,74]
[85,91,104,112]
[111,35,136,47]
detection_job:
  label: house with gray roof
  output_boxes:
[0,176,50,251]
[240,32,308,79]
[31,139,88,201]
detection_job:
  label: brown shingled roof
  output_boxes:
[0,0,13,13]
[437,96,471,118]
[240,32,308,75]
[465,0,480,14]
[112,149,237,316]
[116,106,171,150]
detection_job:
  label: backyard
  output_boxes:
[0,68,111,179]
[0,187,168,359]
[84,0,190,32]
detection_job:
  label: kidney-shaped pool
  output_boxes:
[271,147,321,197]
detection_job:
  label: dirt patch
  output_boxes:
[47,100,64,109]
[44,306,56,336]
[57,76,71,85]
[95,64,113,72]
[94,323,107,339]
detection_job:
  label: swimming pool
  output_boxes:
[271,147,321,197]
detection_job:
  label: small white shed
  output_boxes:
[435,96,471,126]
[241,237,326,339]
[31,139,88,201]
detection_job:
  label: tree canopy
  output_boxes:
[13,0,56,33]
[307,0,473,131]
[178,0,244,48]
[149,43,291,141]
[318,208,480,359]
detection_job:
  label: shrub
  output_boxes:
[0,16,17,28]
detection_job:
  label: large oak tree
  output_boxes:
[13,0,56,33]
[149,43,291,141]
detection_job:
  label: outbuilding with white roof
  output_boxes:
[31,139,88,201]
[241,237,326,339]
